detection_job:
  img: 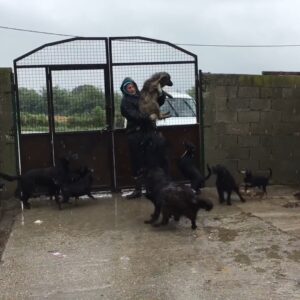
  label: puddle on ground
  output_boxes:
[206,227,238,242]
[287,250,300,262]
[254,267,266,273]
[217,227,239,242]
[282,200,300,208]
[266,251,282,259]
[234,250,252,265]
[256,245,282,259]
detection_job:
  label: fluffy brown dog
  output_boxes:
[139,72,173,121]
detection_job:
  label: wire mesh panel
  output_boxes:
[14,38,111,186]
[15,38,107,66]
[111,37,198,129]
[112,64,197,128]
[111,37,200,188]
[51,69,107,132]
[111,38,195,64]
[16,68,49,133]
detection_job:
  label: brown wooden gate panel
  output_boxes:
[19,134,52,172]
[159,125,201,181]
[54,131,112,189]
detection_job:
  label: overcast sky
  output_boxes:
[1,0,300,74]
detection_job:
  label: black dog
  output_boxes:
[159,185,213,229]
[178,141,211,193]
[0,181,4,190]
[208,164,245,205]
[242,168,272,195]
[60,167,94,205]
[143,131,170,176]
[144,167,170,224]
[144,167,213,229]
[0,157,70,209]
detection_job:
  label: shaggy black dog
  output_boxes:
[142,132,212,229]
[208,164,245,205]
[144,167,213,229]
[242,168,272,195]
[143,131,170,176]
[0,157,70,209]
[60,166,94,205]
[178,141,211,193]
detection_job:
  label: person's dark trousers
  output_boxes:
[126,131,146,199]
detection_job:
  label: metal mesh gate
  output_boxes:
[14,37,201,190]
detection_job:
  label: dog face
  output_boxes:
[244,169,252,181]
[210,165,223,175]
[195,196,213,211]
[183,141,196,154]
[159,72,173,87]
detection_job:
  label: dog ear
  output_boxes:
[150,72,165,82]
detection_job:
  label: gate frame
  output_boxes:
[13,36,203,190]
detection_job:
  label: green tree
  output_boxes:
[18,87,46,114]
[52,86,72,115]
[113,92,125,128]
[71,85,105,114]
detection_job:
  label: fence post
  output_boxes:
[0,68,17,207]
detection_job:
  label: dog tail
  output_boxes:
[205,164,212,181]
[0,172,20,182]
[268,168,272,179]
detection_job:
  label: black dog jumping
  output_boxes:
[208,164,245,205]
[178,141,211,193]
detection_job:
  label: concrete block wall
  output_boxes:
[203,73,300,185]
[0,68,17,204]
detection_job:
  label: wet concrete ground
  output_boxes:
[0,186,300,299]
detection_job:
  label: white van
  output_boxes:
[122,92,197,128]
[157,92,197,126]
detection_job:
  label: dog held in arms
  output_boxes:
[139,72,173,121]
[178,141,211,193]
[208,164,245,205]
[143,133,213,229]
[0,157,70,209]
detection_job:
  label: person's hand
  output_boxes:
[162,90,173,98]
[149,113,157,121]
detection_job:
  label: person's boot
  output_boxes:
[126,175,143,199]
[126,188,142,199]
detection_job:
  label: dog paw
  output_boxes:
[144,219,154,224]
[24,203,31,209]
